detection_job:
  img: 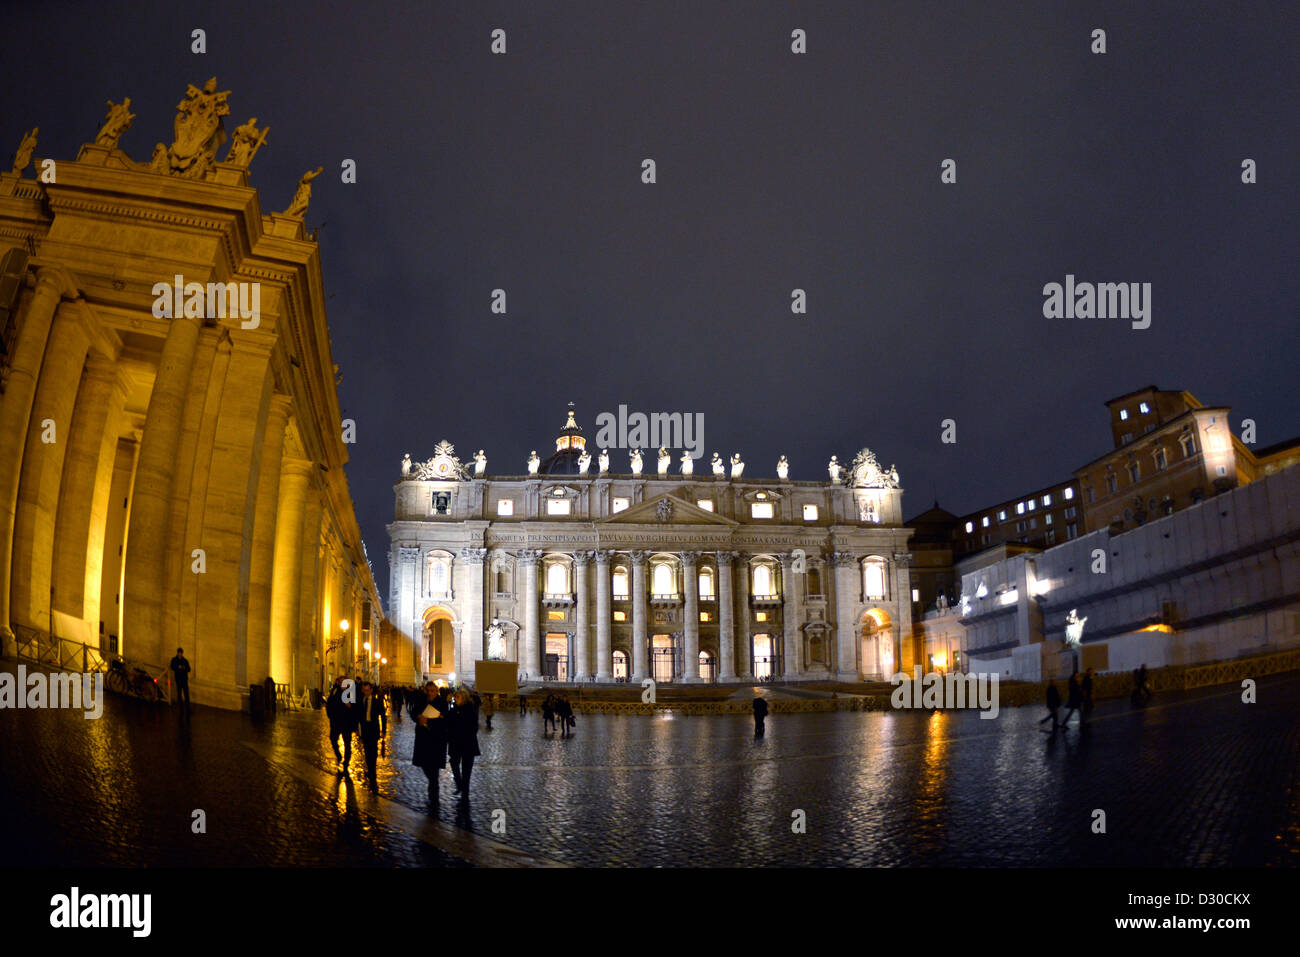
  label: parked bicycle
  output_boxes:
[105,658,163,702]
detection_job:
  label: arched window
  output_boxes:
[698,567,715,599]
[807,567,822,595]
[612,566,629,600]
[495,564,510,593]
[426,553,450,596]
[698,651,714,680]
[545,562,568,595]
[863,557,887,600]
[652,562,675,597]
[612,650,629,680]
[752,562,776,597]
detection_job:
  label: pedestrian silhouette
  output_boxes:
[448,689,481,800]
[356,681,384,791]
[1039,679,1061,731]
[169,647,192,709]
[753,695,769,737]
[1059,672,1083,728]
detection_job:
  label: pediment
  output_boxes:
[598,493,738,526]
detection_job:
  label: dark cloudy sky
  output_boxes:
[4,1,1297,599]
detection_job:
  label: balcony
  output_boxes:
[542,592,573,609]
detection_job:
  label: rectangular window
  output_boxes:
[1120,408,1129,420]
[964,521,974,533]
[612,497,629,513]
[1139,401,1150,414]
[1015,521,1026,533]
[982,516,990,528]
[755,612,768,622]
[1064,506,1077,519]
[1027,499,1036,511]
[1045,513,1053,525]
[1105,474,1118,494]
[1066,522,1078,540]
[998,510,1008,522]
[496,499,514,516]
[699,612,711,623]
[1063,487,1074,500]
[697,499,714,512]
[1217,465,1227,476]
[1042,493,1052,506]
[1086,487,1096,503]
[911,588,920,603]
[1127,463,1140,483]
[1179,433,1195,458]
[1028,518,1037,529]
[802,504,819,521]
[1121,433,1133,445]
[1016,502,1025,515]
[547,498,571,516]
[1045,529,1056,545]
[1155,447,1167,470]
[613,610,626,622]
[751,502,774,519]
[547,610,565,621]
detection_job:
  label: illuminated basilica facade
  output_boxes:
[388,409,917,685]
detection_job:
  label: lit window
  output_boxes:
[547,498,571,516]
[802,504,819,521]
[964,521,974,533]
[697,499,713,512]
[1045,513,1053,525]
[496,499,514,516]
[981,516,990,528]
[1139,402,1150,414]
[652,562,675,596]
[998,510,1007,522]
[911,588,920,603]
[546,563,568,594]
[755,612,768,623]
[1120,409,1129,421]
[1028,499,1037,511]
[699,612,711,623]
[751,502,774,519]
[752,564,774,596]
[612,650,628,678]
[612,567,629,599]
[613,610,626,622]
[863,557,887,600]
[1016,502,1025,515]
[547,610,565,621]
[612,497,629,513]
[1042,493,1052,507]
[698,568,715,599]
[1063,487,1074,500]
[427,554,449,595]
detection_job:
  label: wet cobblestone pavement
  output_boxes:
[2,663,1298,867]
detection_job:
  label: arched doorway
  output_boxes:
[860,609,894,679]
[423,606,455,679]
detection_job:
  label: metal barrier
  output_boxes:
[10,626,170,703]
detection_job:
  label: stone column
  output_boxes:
[833,552,860,680]
[716,551,736,680]
[122,310,205,667]
[734,553,751,678]
[269,457,312,685]
[459,547,486,684]
[594,550,612,680]
[630,550,648,681]
[246,394,291,685]
[0,268,76,647]
[11,302,92,633]
[681,551,701,681]
[781,552,804,679]
[574,551,592,680]
[51,355,129,637]
[520,548,541,679]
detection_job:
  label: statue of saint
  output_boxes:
[730,453,744,479]
[284,166,323,217]
[473,450,487,476]
[401,453,412,476]
[679,451,693,475]
[225,117,268,168]
[1064,609,1087,646]
[657,447,670,476]
[95,98,135,149]
[711,452,725,476]
[888,466,900,487]
[598,448,610,474]
[629,448,643,475]
[11,128,37,174]
[486,619,506,660]
[527,450,540,475]
[827,456,842,483]
[776,455,789,480]
[577,450,591,475]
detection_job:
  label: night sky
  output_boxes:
[4,1,1297,599]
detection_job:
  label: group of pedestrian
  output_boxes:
[541,692,575,736]
[1040,668,1096,732]
[324,676,390,790]
[411,682,482,801]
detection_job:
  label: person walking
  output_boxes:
[325,677,357,772]
[518,692,527,716]
[1081,668,1095,722]
[482,693,494,730]
[542,693,556,734]
[1135,663,1152,703]
[448,689,481,798]
[1039,679,1061,731]
[356,681,385,791]
[1060,672,1083,728]
[412,682,448,794]
[169,648,192,709]
[752,695,769,737]
[558,694,574,738]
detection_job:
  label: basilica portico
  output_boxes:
[387,408,916,685]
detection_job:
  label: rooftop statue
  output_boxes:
[679,451,693,476]
[776,455,789,480]
[167,77,231,178]
[11,127,37,174]
[711,452,725,477]
[401,453,411,476]
[629,448,643,475]
[473,450,487,476]
[95,98,135,149]
[828,455,842,483]
[283,166,323,217]
[225,116,269,168]
[527,450,540,475]
[598,449,610,474]
[730,453,744,479]
[657,447,670,476]
[577,450,591,475]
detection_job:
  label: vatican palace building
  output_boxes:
[387,409,917,685]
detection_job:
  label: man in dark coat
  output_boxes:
[325,677,357,772]
[753,695,769,737]
[448,689,481,797]
[1039,679,1061,731]
[356,681,385,791]
[1059,672,1083,728]
[169,648,192,708]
